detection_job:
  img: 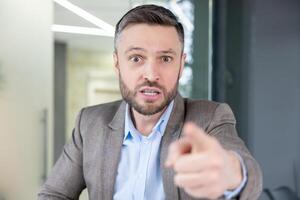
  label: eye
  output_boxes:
[129,55,143,63]
[161,56,173,63]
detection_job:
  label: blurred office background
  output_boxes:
[0,0,299,199]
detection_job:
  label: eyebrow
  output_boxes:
[125,47,146,54]
[125,47,177,56]
[157,49,177,56]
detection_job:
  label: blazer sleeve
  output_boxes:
[38,109,86,200]
[206,103,263,200]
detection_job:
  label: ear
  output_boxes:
[179,53,186,78]
[113,51,120,77]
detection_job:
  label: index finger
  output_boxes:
[183,122,215,152]
[165,137,191,168]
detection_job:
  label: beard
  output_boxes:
[119,75,178,116]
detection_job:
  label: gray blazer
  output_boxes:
[38,94,262,200]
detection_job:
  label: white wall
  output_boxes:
[0,0,53,199]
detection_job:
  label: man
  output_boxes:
[38,4,262,200]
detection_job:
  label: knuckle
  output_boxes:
[210,170,221,183]
[210,171,218,182]
[173,162,181,172]
[212,158,224,169]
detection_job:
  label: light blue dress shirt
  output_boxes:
[113,101,247,200]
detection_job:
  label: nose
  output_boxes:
[143,61,160,82]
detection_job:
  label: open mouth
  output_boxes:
[139,87,161,96]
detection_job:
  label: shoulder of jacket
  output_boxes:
[78,99,123,125]
[184,98,221,113]
[83,99,123,113]
[182,98,225,128]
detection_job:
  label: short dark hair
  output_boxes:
[114,4,184,51]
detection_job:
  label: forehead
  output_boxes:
[116,24,182,53]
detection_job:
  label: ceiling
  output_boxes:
[53,0,168,52]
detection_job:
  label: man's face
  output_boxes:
[114,24,186,115]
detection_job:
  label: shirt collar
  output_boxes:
[124,100,174,143]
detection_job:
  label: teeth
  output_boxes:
[144,92,157,96]
[144,90,156,93]
[144,89,158,93]
[142,89,159,96]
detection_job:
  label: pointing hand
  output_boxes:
[165,122,243,199]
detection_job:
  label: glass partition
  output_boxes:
[53,0,213,199]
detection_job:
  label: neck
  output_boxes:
[130,107,167,136]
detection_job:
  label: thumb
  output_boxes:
[183,122,214,153]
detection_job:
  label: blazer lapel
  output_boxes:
[160,94,185,200]
[99,101,126,200]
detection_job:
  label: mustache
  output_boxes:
[135,80,165,91]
